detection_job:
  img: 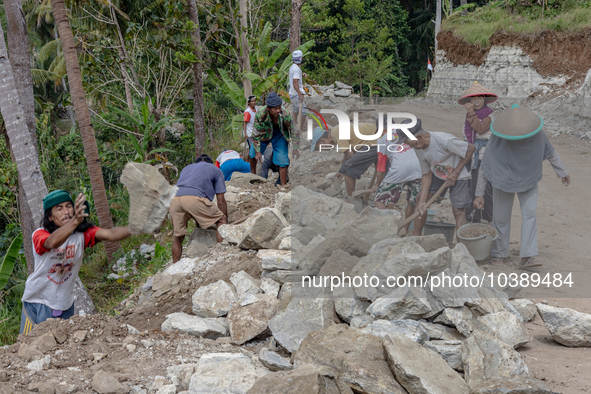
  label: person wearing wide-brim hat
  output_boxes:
[20,190,132,334]
[474,105,570,267]
[458,81,497,224]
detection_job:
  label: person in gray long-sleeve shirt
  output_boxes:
[474,105,570,268]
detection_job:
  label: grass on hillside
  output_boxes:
[442,0,591,47]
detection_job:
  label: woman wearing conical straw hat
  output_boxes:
[458,81,497,223]
[474,105,570,267]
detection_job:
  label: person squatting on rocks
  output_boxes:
[20,190,132,334]
[243,95,258,174]
[459,81,496,223]
[215,149,251,181]
[259,144,289,186]
[474,105,570,267]
[169,154,228,263]
[252,92,297,186]
[289,49,307,159]
[404,118,476,239]
[314,120,382,202]
[373,117,424,235]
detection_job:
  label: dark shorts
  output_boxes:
[20,301,75,335]
[429,175,471,209]
[339,146,378,180]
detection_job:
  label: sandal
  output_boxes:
[518,258,543,269]
[490,258,506,266]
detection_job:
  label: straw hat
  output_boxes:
[458,81,498,105]
[490,104,543,140]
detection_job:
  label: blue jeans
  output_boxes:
[259,128,289,167]
[220,158,251,181]
[20,301,75,335]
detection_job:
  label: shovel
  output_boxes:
[396,182,447,237]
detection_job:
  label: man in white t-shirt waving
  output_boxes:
[288,50,307,159]
[404,119,476,240]
[20,190,132,334]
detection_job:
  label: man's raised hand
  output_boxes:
[74,193,89,223]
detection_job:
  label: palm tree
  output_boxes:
[435,0,441,53]
[289,0,305,53]
[187,0,206,157]
[4,0,45,274]
[0,23,48,255]
[51,0,121,261]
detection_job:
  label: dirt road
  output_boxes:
[396,102,591,393]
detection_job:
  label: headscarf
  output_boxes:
[43,190,73,212]
[292,50,303,64]
[464,100,494,144]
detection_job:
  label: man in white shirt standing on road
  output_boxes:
[289,50,307,160]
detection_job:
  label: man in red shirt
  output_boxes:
[20,190,132,334]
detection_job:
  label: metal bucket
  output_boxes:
[423,221,456,244]
[457,223,499,261]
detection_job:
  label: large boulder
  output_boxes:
[258,349,293,372]
[192,280,237,318]
[240,208,288,249]
[351,243,451,301]
[229,270,262,297]
[367,286,432,320]
[434,306,477,337]
[383,333,470,394]
[293,325,407,394]
[536,303,591,347]
[268,291,335,353]
[91,371,128,394]
[346,207,401,245]
[462,330,529,391]
[246,364,350,394]
[185,228,217,258]
[469,377,553,394]
[227,172,267,187]
[368,234,448,255]
[188,353,269,393]
[362,320,429,344]
[509,299,536,322]
[161,313,228,339]
[227,294,280,345]
[259,250,294,271]
[275,192,291,221]
[423,340,463,371]
[219,208,288,249]
[120,162,177,234]
[475,311,531,349]
[302,230,370,276]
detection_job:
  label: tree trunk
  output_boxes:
[435,0,442,53]
[187,0,206,157]
[0,24,48,255]
[289,0,304,53]
[5,0,44,275]
[239,0,252,98]
[51,0,120,261]
[460,0,468,15]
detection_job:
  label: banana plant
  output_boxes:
[109,97,179,163]
[0,233,23,291]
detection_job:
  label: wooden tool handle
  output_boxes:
[397,182,447,232]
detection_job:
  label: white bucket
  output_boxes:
[457,223,498,261]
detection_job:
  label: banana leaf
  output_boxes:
[0,233,23,290]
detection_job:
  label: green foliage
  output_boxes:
[304,0,414,97]
[442,0,591,46]
[0,233,23,291]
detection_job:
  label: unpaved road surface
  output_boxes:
[397,102,591,394]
